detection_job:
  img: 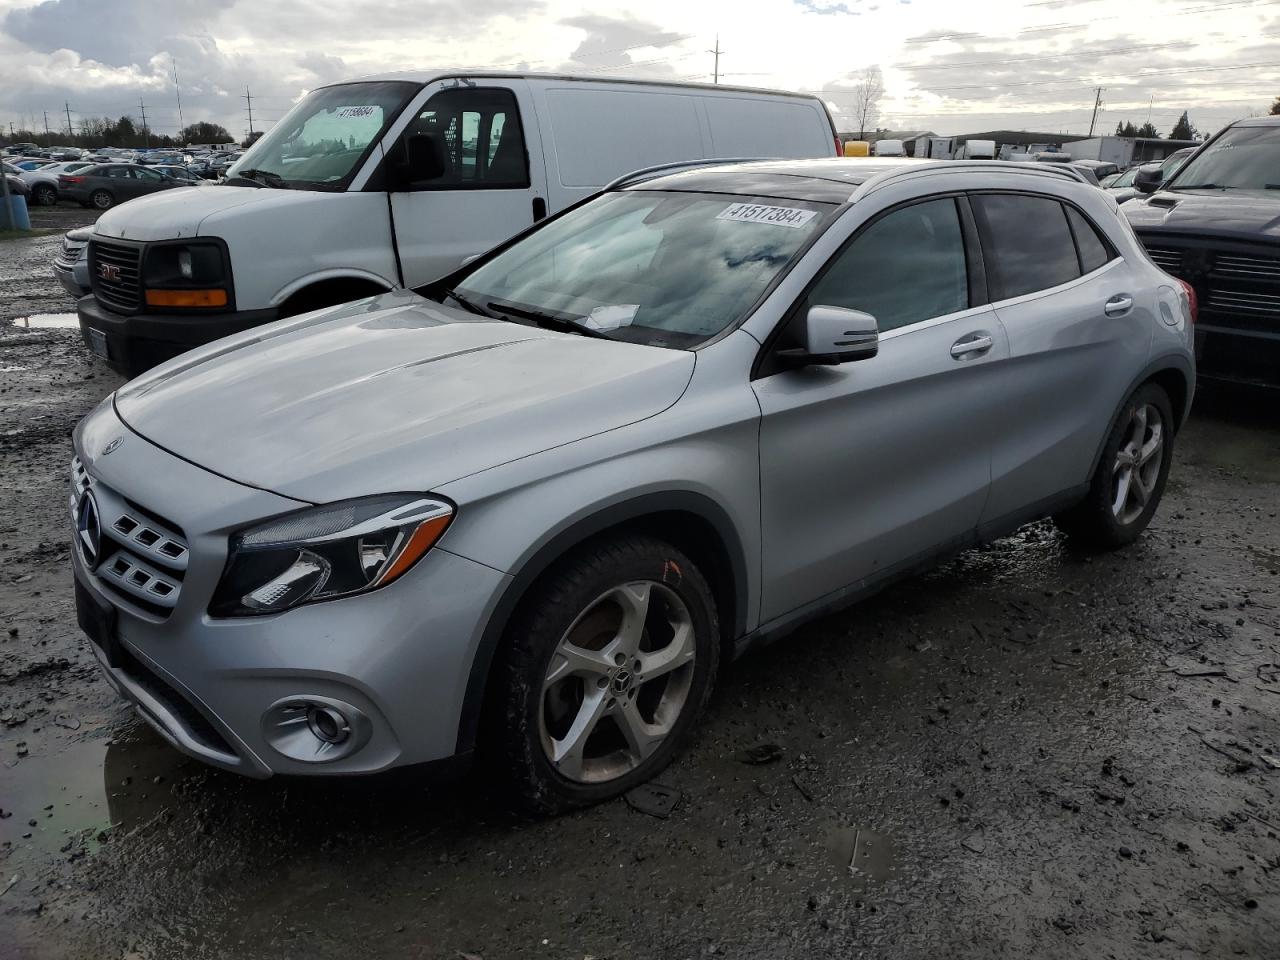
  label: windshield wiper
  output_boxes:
[225,168,292,189]
[443,288,492,317]
[1167,183,1230,191]
[487,302,616,341]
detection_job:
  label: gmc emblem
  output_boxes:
[97,262,121,282]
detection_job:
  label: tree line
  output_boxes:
[1113,111,1198,141]
[2,118,241,150]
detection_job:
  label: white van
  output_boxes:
[956,139,996,160]
[77,71,839,376]
[872,138,905,157]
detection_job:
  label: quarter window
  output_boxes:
[403,88,528,189]
[805,197,969,332]
[1064,206,1114,274]
[974,194,1080,299]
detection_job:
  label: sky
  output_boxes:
[0,0,1276,143]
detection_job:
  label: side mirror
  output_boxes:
[403,133,446,182]
[780,305,879,366]
[1133,163,1163,195]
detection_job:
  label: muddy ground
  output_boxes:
[1,226,1278,959]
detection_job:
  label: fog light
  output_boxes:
[261,696,370,763]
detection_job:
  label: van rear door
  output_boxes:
[386,79,549,287]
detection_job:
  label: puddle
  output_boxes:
[823,824,899,889]
[3,312,79,329]
[0,722,194,867]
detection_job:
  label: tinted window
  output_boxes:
[103,166,130,179]
[976,194,1080,299]
[403,87,528,189]
[133,167,162,181]
[806,198,968,332]
[1064,206,1113,274]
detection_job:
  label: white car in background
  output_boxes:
[20,160,94,205]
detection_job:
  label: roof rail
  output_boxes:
[848,159,1092,202]
[605,157,777,191]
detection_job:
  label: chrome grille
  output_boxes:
[1144,247,1183,273]
[1215,253,1280,281]
[70,456,188,617]
[89,240,142,312]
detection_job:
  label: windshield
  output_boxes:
[227,80,418,191]
[1166,127,1279,192]
[454,190,833,348]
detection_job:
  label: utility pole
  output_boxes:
[173,57,185,138]
[707,35,723,84]
[43,111,50,137]
[244,86,255,139]
[139,98,150,147]
[65,101,73,138]
[1087,86,1104,137]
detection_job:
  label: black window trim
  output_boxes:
[968,189,1119,303]
[751,190,984,380]
[382,85,532,193]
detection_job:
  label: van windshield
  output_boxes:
[226,81,418,191]
[1166,127,1279,193]
[452,190,833,348]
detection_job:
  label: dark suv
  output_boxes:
[1125,117,1280,387]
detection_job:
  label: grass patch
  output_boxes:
[0,226,62,241]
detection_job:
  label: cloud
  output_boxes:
[557,14,687,77]
[795,0,861,14]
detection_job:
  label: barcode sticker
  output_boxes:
[716,202,817,228]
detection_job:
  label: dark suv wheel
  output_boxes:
[32,183,57,206]
[90,189,114,210]
[490,536,720,814]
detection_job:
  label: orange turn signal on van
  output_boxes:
[144,289,228,308]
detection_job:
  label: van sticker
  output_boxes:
[584,304,639,330]
[716,203,817,228]
[336,106,378,119]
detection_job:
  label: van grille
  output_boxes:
[89,240,142,312]
[71,457,188,619]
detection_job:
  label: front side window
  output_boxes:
[1166,126,1278,193]
[133,168,162,181]
[227,80,418,191]
[103,166,130,179]
[975,194,1080,300]
[805,197,969,332]
[401,87,528,189]
[454,190,831,348]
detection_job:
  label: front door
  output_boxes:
[387,81,549,287]
[753,196,1007,623]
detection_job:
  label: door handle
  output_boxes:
[950,334,993,359]
[1104,294,1134,317]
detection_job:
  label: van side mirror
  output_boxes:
[404,133,446,182]
[779,305,879,366]
[1133,163,1163,195]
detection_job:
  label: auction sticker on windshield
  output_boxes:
[716,202,817,228]
[336,106,378,119]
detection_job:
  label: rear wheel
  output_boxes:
[1053,382,1174,550]
[32,184,57,206]
[90,189,114,210]
[490,537,719,814]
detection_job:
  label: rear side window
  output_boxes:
[974,194,1080,299]
[805,197,969,332]
[1064,206,1114,274]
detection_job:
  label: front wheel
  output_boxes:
[489,537,720,814]
[1053,382,1175,550]
[90,189,114,210]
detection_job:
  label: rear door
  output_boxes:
[972,191,1151,527]
[753,195,1007,622]
[387,80,549,287]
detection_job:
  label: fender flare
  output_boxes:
[453,490,750,754]
[270,269,393,308]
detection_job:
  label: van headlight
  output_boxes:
[143,241,232,309]
[210,495,454,617]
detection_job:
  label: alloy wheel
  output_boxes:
[539,581,696,784]
[1111,402,1164,525]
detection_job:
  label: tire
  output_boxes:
[32,184,57,206]
[1053,382,1175,551]
[90,190,114,210]
[488,536,720,814]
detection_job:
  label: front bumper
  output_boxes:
[71,404,509,777]
[53,251,89,299]
[76,293,277,378]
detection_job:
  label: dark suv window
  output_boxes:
[402,87,528,190]
[1064,206,1114,274]
[975,194,1080,299]
[805,197,969,332]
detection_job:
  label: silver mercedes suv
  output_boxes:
[70,159,1195,812]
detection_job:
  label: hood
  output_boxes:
[113,290,696,503]
[91,184,338,242]
[1123,191,1280,242]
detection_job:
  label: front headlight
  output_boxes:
[209,494,454,617]
[142,241,231,309]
